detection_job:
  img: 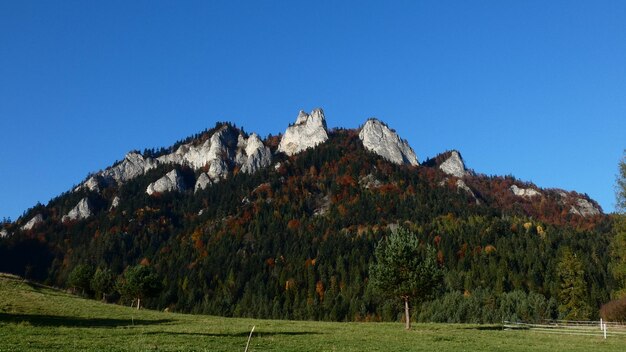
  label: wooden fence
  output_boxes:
[503,320,626,339]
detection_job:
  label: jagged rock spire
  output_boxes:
[358,118,418,166]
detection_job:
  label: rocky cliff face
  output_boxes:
[278,109,329,156]
[75,125,272,192]
[21,214,43,231]
[157,125,239,171]
[106,153,158,185]
[146,169,186,195]
[194,173,212,193]
[358,118,418,166]
[62,198,93,222]
[439,151,467,178]
[238,133,272,174]
[569,198,601,217]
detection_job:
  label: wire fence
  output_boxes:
[503,320,626,339]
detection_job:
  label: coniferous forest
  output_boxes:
[0,127,622,323]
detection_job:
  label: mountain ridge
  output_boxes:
[0,107,610,322]
[6,107,603,231]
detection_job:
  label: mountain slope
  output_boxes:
[0,109,611,322]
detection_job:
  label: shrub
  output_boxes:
[600,297,626,322]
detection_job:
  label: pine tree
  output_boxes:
[369,227,442,329]
[557,248,591,320]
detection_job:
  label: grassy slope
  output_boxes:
[0,273,623,352]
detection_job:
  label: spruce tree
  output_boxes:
[369,227,442,329]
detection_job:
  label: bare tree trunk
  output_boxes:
[404,297,410,330]
[137,298,141,310]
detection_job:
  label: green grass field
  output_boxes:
[0,273,623,352]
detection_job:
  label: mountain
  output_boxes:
[0,108,611,322]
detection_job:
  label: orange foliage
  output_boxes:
[287,219,300,230]
[484,245,497,254]
[316,281,325,300]
[437,250,444,265]
[139,257,150,266]
[337,204,348,217]
[336,175,356,187]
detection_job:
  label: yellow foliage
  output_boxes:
[537,225,546,236]
[484,245,497,254]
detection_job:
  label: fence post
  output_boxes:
[603,323,607,339]
[600,318,603,330]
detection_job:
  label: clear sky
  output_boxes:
[1,1,625,221]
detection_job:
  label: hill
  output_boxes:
[0,108,614,322]
[1,273,624,352]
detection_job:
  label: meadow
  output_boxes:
[0,273,623,352]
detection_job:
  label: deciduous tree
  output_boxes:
[116,264,162,310]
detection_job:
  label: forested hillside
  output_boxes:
[0,122,615,323]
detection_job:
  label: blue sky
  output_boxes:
[1,1,625,220]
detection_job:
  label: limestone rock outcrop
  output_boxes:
[75,124,274,193]
[278,109,329,156]
[21,214,43,231]
[110,196,121,210]
[238,133,272,174]
[569,198,601,217]
[358,119,418,166]
[74,176,101,192]
[105,152,158,184]
[510,185,541,198]
[147,169,186,195]
[62,198,93,222]
[440,151,467,178]
[195,173,212,193]
[456,179,480,204]
[157,126,239,171]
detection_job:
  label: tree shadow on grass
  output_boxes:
[0,313,172,328]
[143,331,322,337]
[464,325,503,331]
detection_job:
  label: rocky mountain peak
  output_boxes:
[278,108,329,156]
[237,133,272,174]
[358,118,418,166]
[439,151,467,178]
